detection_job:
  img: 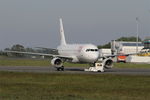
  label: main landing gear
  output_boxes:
[56,66,64,71]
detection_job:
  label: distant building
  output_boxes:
[111,41,144,54]
[111,41,144,62]
[120,42,144,54]
[143,37,150,49]
[127,55,150,64]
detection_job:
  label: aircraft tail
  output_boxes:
[59,18,66,46]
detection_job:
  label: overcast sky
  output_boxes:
[0,0,150,50]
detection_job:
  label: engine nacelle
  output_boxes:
[51,58,63,67]
[103,58,113,69]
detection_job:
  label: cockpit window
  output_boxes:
[95,49,98,51]
[86,49,98,52]
[86,49,89,52]
[91,49,94,51]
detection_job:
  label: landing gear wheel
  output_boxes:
[57,67,61,71]
[97,70,101,72]
[57,66,64,71]
[61,66,64,71]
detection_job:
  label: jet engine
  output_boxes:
[51,57,63,67]
[103,58,113,69]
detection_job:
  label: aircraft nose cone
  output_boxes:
[87,53,99,62]
[92,54,99,60]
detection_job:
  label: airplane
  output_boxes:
[5,18,118,71]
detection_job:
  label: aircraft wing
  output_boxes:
[5,50,73,60]
[35,47,57,51]
[99,51,150,58]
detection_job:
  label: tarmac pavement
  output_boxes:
[0,66,150,75]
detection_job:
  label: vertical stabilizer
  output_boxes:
[59,18,67,45]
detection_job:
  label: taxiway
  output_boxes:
[0,66,150,75]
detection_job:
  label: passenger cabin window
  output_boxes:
[86,49,98,52]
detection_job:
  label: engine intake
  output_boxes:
[103,58,113,69]
[51,58,63,67]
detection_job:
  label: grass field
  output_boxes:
[0,58,150,68]
[114,63,150,68]
[0,59,50,66]
[0,71,150,100]
[0,58,88,67]
[0,58,150,100]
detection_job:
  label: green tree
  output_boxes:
[11,44,25,51]
[116,36,142,42]
[98,42,111,49]
[26,47,35,52]
[11,44,25,57]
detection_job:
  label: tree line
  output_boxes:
[1,44,57,58]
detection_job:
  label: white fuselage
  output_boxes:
[57,44,99,63]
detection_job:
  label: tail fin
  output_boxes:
[59,18,66,45]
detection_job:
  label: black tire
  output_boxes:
[97,70,101,72]
[57,66,64,71]
[61,66,64,71]
[57,67,60,71]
